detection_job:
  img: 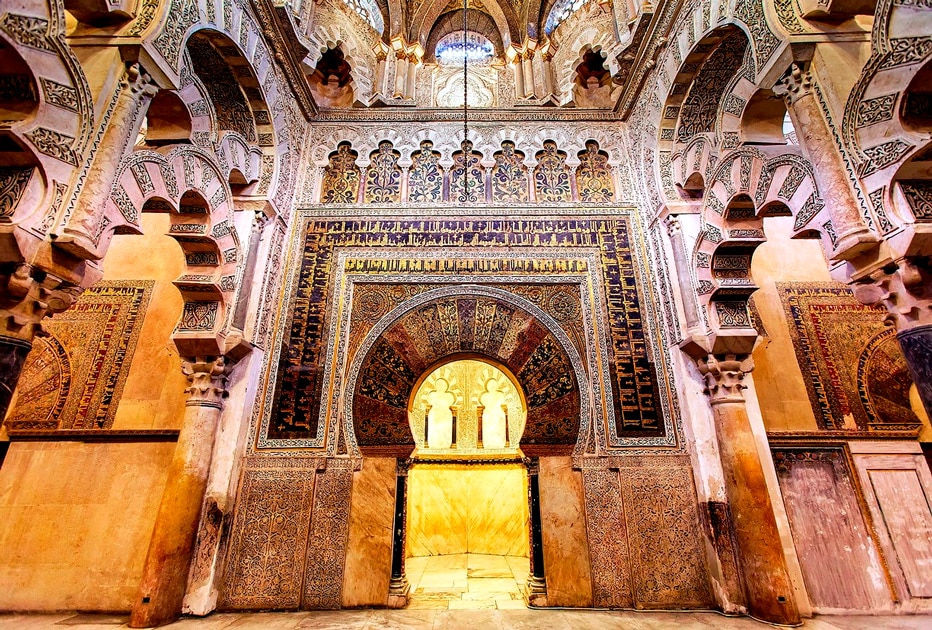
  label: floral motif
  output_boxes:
[321,142,360,204]
[408,140,443,203]
[449,140,485,203]
[490,141,528,203]
[576,140,613,202]
[534,141,571,202]
[364,141,401,203]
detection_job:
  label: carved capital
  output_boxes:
[851,258,932,333]
[773,63,813,106]
[0,263,81,343]
[124,62,159,101]
[664,214,682,238]
[181,356,231,408]
[697,354,754,404]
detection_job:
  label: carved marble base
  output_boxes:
[386,576,410,609]
[524,575,548,607]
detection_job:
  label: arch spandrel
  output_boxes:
[345,286,588,458]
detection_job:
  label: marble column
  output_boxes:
[57,63,157,259]
[525,458,547,606]
[774,63,877,260]
[512,59,525,101]
[130,357,230,628]
[231,212,269,330]
[697,354,800,625]
[387,459,410,608]
[0,263,81,421]
[664,215,703,335]
[851,257,932,417]
[404,54,418,100]
[393,53,408,99]
[540,50,555,100]
[373,49,388,98]
[522,50,536,99]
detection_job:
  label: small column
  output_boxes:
[524,458,547,606]
[451,407,458,449]
[774,64,877,260]
[424,405,431,447]
[522,50,535,99]
[231,211,269,330]
[511,58,525,101]
[404,53,418,100]
[503,405,510,448]
[373,44,389,98]
[851,258,932,418]
[476,405,484,448]
[130,357,231,628]
[664,215,703,337]
[540,47,555,100]
[387,459,411,608]
[697,355,800,625]
[57,63,158,258]
[393,52,408,99]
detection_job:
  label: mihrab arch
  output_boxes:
[345,285,589,458]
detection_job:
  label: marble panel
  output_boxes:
[342,457,396,607]
[539,457,593,607]
[407,465,528,558]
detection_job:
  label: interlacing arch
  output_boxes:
[692,147,829,320]
[105,146,243,354]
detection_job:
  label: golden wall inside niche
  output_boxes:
[409,360,526,453]
[406,463,529,558]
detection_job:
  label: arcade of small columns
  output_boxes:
[1,0,931,628]
[371,34,572,103]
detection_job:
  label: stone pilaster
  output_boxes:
[130,357,231,628]
[664,215,703,335]
[774,63,877,260]
[697,354,800,625]
[57,63,158,260]
[0,263,81,421]
[851,257,932,417]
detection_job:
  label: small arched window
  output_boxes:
[435,31,495,66]
[342,0,383,34]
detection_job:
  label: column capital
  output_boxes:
[773,63,812,106]
[124,62,159,100]
[663,214,682,237]
[0,263,81,344]
[697,354,754,404]
[850,257,932,333]
[181,356,232,408]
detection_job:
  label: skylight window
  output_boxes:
[343,0,383,34]
[435,31,495,66]
[545,0,591,35]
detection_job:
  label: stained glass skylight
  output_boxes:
[435,31,495,66]
[545,0,591,35]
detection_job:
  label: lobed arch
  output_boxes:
[305,29,375,103]
[551,20,616,105]
[343,285,590,459]
[103,146,243,354]
[0,3,93,229]
[690,147,832,339]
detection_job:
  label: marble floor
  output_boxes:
[2,610,932,630]
[405,553,529,609]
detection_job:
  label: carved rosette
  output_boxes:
[697,354,754,405]
[851,258,932,333]
[181,356,231,408]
